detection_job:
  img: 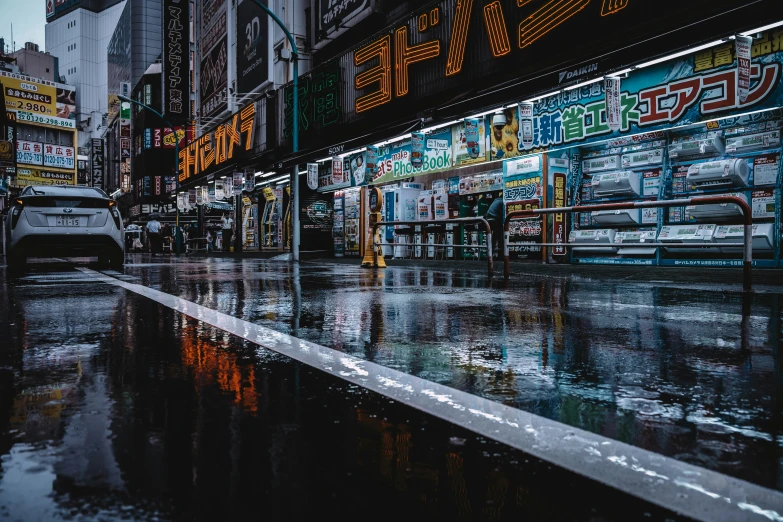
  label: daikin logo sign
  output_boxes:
[558,63,599,84]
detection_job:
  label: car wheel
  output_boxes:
[110,255,125,271]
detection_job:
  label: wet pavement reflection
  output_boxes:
[0,266,688,521]
[123,257,782,493]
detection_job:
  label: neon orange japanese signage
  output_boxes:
[354,0,631,112]
[179,102,256,182]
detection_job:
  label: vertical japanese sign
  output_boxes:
[410,132,425,169]
[307,163,319,190]
[188,188,197,205]
[163,0,189,123]
[90,138,104,189]
[735,35,752,103]
[552,172,567,255]
[604,77,621,131]
[331,157,344,185]
[233,171,244,192]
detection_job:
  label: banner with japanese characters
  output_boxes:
[503,153,544,260]
[43,144,75,170]
[514,34,783,153]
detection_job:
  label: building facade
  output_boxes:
[45,0,126,148]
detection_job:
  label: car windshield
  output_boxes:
[22,196,109,209]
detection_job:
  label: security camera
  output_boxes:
[492,112,507,128]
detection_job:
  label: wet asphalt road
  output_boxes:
[0,255,782,521]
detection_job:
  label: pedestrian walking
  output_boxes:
[482,196,505,260]
[146,216,163,255]
[221,213,234,252]
[206,229,214,252]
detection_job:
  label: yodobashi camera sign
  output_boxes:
[373,129,453,184]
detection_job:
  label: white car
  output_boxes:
[4,185,124,270]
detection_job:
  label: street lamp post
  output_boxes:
[118,94,182,255]
[248,0,299,262]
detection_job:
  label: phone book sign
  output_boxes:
[372,129,452,185]
[511,35,782,153]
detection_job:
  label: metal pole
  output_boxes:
[250,0,299,262]
[117,94,181,255]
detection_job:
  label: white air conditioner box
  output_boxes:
[569,229,617,253]
[686,192,748,222]
[592,208,642,225]
[725,131,781,154]
[686,158,750,190]
[714,223,775,252]
[622,149,664,168]
[668,134,725,159]
[591,171,642,198]
[615,230,657,255]
[657,224,717,253]
[582,155,621,175]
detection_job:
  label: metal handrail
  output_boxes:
[369,217,494,277]
[503,196,754,291]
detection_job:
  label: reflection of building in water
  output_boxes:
[180,324,257,415]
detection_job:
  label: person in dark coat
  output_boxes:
[483,196,505,260]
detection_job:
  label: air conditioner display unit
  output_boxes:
[686,158,750,189]
[615,230,657,255]
[686,192,748,222]
[591,209,642,225]
[657,224,717,253]
[668,134,725,159]
[622,149,664,168]
[713,223,774,252]
[591,171,642,198]
[569,229,617,253]
[725,131,781,154]
[582,155,621,175]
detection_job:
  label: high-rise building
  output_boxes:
[45,0,126,147]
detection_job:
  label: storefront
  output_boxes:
[273,2,782,268]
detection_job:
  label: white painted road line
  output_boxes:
[78,267,783,522]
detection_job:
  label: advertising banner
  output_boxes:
[163,0,190,123]
[91,138,104,189]
[514,37,783,152]
[518,103,534,150]
[331,156,345,185]
[552,171,567,256]
[200,1,228,120]
[505,155,543,260]
[1,71,56,117]
[188,188,197,205]
[233,171,244,192]
[488,108,519,161]
[307,162,319,190]
[56,87,76,120]
[16,167,74,186]
[44,144,75,170]
[410,132,425,169]
[604,76,621,131]
[317,0,369,44]
[453,117,485,166]
[215,180,225,200]
[735,35,752,103]
[364,146,378,183]
[372,128,452,185]
[236,0,270,95]
[16,140,44,166]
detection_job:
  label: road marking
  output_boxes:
[78,267,783,522]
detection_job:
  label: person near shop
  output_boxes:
[206,229,214,252]
[221,213,234,252]
[482,196,505,260]
[146,217,162,255]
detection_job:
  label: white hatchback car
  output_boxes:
[4,185,124,270]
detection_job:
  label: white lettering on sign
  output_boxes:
[328,144,345,155]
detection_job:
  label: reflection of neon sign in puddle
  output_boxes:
[306,201,332,226]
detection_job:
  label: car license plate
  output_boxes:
[56,216,82,226]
